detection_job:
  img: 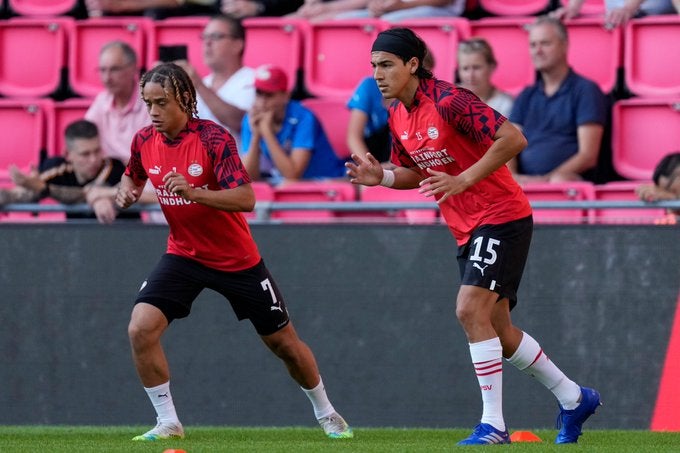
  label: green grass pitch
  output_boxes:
[1,426,680,452]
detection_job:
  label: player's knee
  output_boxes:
[127,318,159,347]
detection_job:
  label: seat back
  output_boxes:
[69,18,149,98]
[470,17,533,96]
[612,98,680,180]
[0,99,52,184]
[242,181,274,221]
[0,17,72,97]
[593,181,666,224]
[478,0,550,16]
[50,98,92,157]
[301,97,351,160]
[8,0,78,16]
[243,17,306,92]
[147,17,211,79]
[521,181,595,224]
[624,16,680,97]
[395,18,471,84]
[560,0,605,15]
[566,17,622,94]
[304,19,385,98]
[271,181,356,221]
[359,185,439,224]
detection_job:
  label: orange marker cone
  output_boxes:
[510,431,542,442]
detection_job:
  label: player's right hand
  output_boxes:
[345,152,383,186]
[116,187,139,209]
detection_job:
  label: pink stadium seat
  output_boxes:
[301,97,351,160]
[0,99,52,185]
[0,198,66,223]
[478,0,550,16]
[470,17,534,96]
[69,18,149,98]
[566,17,622,94]
[50,98,92,157]
[560,0,605,16]
[147,17,211,79]
[395,18,471,83]
[243,17,306,92]
[304,19,386,98]
[0,17,72,98]
[624,16,680,97]
[359,185,439,224]
[612,98,680,180]
[8,0,77,16]
[271,181,357,221]
[593,181,666,224]
[521,181,595,224]
[242,181,275,221]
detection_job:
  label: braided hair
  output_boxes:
[140,62,198,117]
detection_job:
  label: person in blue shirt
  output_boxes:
[346,76,391,163]
[509,16,607,183]
[241,65,347,185]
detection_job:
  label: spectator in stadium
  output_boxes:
[290,0,465,21]
[456,37,514,118]
[174,14,255,150]
[85,41,150,165]
[0,120,137,224]
[346,27,600,446]
[636,152,680,218]
[241,65,347,184]
[221,0,304,18]
[85,0,218,19]
[550,0,677,28]
[508,16,607,183]
[115,62,352,441]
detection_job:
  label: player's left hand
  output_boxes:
[419,168,470,204]
[163,171,193,201]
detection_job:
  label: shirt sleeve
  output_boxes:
[442,89,506,144]
[208,126,251,189]
[291,107,316,151]
[125,132,148,186]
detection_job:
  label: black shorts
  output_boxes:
[457,215,533,310]
[136,254,290,336]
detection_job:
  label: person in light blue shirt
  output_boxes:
[241,65,347,185]
[346,76,391,163]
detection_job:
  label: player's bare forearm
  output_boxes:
[182,183,256,212]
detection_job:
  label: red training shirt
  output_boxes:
[126,118,261,272]
[389,78,532,245]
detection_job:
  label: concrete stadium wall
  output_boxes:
[0,224,678,430]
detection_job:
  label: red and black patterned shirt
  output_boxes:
[126,118,261,272]
[389,78,532,245]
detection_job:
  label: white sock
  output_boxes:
[144,382,180,425]
[301,376,335,419]
[507,332,581,410]
[469,338,505,432]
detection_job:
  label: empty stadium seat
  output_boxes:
[301,97,351,160]
[560,0,605,16]
[0,17,72,98]
[243,17,306,92]
[593,181,666,224]
[0,99,52,185]
[395,18,471,83]
[566,17,622,94]
[359,185,439,224]
[612,98,680,180]
[624,16,680,97]
[147,17,211,79]
[271,181,356,221]
[69,18,149,98]
[50,98,91,157]
[478,0,550,16]
[8,0,78,17]
[304,19,385,98]
[521,181,595,224]
[470,17,534,96]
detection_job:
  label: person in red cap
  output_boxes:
[241,64,347,185]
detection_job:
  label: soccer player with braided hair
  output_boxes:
[346,28,600,445]
[116,63,352,441]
